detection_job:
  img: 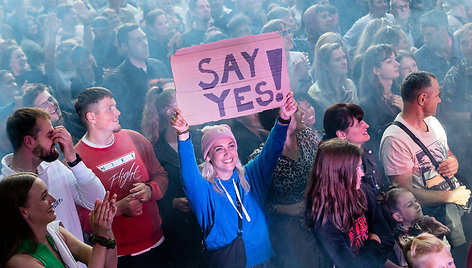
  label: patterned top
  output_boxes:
[250,127,320,212]
[394,222,423,250]
[442,59,472,114]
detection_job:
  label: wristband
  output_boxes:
[277,117,291,125]
[67,153,82,167]
[88,234,116,249]
[176,128,190,135]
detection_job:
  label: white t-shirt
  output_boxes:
[0,154,105,242]
[380,114,460,190]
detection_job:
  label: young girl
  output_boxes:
[404,233,455,268]
[305,138,398,267]
[171,94,297,267]
[383,187,450,250]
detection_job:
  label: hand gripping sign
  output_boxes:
[171,32,290,126]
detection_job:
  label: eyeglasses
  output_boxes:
[39,96,54,109]
[395,4,410,10]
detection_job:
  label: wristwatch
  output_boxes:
[67,153,82,167]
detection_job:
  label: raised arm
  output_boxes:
[53,125,105,209]
[171,107,190,141]
[245,93,297,198]
[43,13,60,77]
[170,108,213,226]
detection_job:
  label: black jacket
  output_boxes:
[101,58,170,131]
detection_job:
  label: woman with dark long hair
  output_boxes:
[359,44,401,152]
[141,85,204,267]
[305,138,399,267]
[323,103,385,195]
[0,172,117,268]
[0,45,46,87]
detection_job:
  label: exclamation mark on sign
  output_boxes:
[266,48,284,102]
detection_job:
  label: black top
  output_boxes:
[101,58,170,131]
[312,187,395,268]
[361,145,387,196]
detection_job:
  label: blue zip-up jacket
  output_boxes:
[178,121,288,267]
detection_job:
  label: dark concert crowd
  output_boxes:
[0,0,471,267]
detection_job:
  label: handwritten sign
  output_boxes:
[171,32,290,125]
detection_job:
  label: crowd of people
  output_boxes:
[1,0,472,267]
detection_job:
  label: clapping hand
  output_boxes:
[89,191,117,238]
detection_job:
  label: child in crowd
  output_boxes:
[383,187,450,250]
[305,138,397,267]
[404,232,455,268]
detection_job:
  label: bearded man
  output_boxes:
[0,107,105,253]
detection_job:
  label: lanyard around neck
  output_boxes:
[218,179,251,222]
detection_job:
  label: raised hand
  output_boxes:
[279,92,297,121]
[293,56,310,80]
[52,126,76,162]
[170,107,190,140]
[44,13,61,36]
[390,94,403,111]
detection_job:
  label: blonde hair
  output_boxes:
[199,160,250,194]
[404,232,449,267]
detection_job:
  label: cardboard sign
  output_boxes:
[171,32,290,125]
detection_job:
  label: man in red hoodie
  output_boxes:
[74,87,168,267]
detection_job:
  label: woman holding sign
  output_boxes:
[170,93,297,268]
